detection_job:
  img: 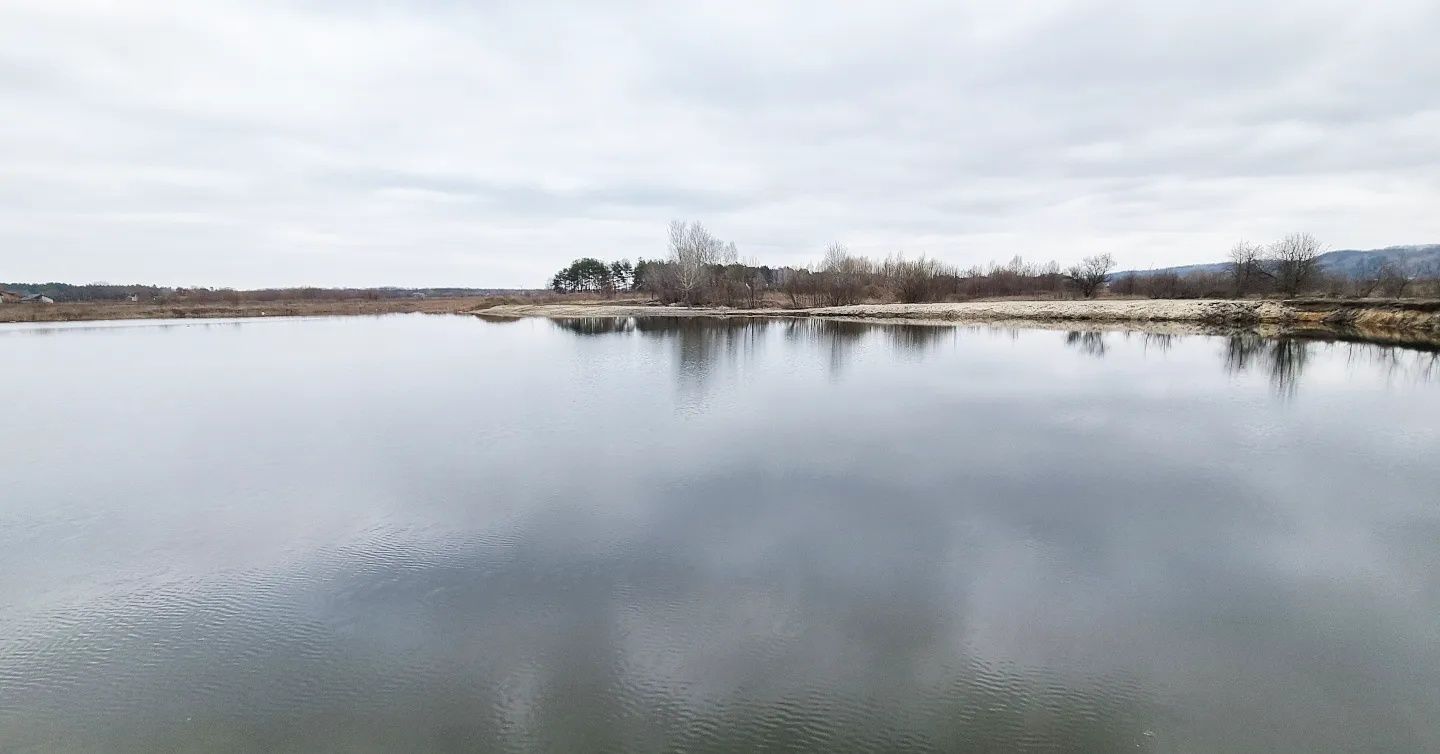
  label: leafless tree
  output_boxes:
[667,220,737,304]
[745,270,768,309]
[1267,232,1323,296]
[1110,272,1138,296]
[1354,259,1385,297]
[1065,253,1115,298]
[716,263,758,307]
[1421,261,1440,298]
[1228,241,1264,297]
[817,243,871,306]
[1377,262,1413,298]
[779,267,817,308]
[885,252,957,303]
[1146,270,1184,298]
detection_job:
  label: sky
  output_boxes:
[3,0,1439,289]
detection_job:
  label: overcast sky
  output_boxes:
[3,0,1438,288]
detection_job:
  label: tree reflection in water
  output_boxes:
[1064,330,1108,358]
[549,316,1437,399]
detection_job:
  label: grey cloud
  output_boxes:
[321,168,753,217]
[1,0,1438,286]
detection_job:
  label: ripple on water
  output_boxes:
[0,513,1179,752]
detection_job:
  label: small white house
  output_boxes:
[20,294,54,304]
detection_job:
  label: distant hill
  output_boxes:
[1119,244,1440,279]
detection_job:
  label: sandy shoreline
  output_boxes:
[477,298,1440,335]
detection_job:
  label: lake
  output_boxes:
[2,314,1438,752]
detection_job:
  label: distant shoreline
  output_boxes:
[6,296,1439,345]
[0,296,501,324]
[480,298,1440,332]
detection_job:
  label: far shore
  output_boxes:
[0,296,504,324]
[6,296,1439,345]
[477,298,1440,339]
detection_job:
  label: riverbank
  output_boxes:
[477,298,1440,335]
[0,296,508,323]
[9,296,1439,340]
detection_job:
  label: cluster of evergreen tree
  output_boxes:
[548,258,636,294]
[0,282,167,302]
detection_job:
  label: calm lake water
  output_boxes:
[2,314,1438,752]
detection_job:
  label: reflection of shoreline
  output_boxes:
[547,316,1439,399]
[497,308,1440,354]
[553,316,952,356]
[1286,325,1440,353]
[0,317,322,336]
[1220,333,1310,397]
[1056,327,1439,396]
[550,317,954,388]
[837,319,1440,354]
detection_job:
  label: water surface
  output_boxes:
[2,315,1438,752]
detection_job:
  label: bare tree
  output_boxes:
[1146,269,1184,298]
[1377,262,1413,298]
[1355,258,1385,297]
[885,252,956,303]
[745,270,768,309]
[669,221,705,304]
[1421,261,1440,298]
[817,242,871,306]
[1065,253,1115,298]
[1228,241,1264,297]
[668,220,737,304]
[779,267,817,308]
[1267,232,1323,296]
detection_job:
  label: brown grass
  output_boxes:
[0,296,499,323]
[0,290,666,323]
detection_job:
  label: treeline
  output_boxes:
[549,225,1440,306]
[771,249,1116,306]
[548,221,1118,307]
[1,282,172,302]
